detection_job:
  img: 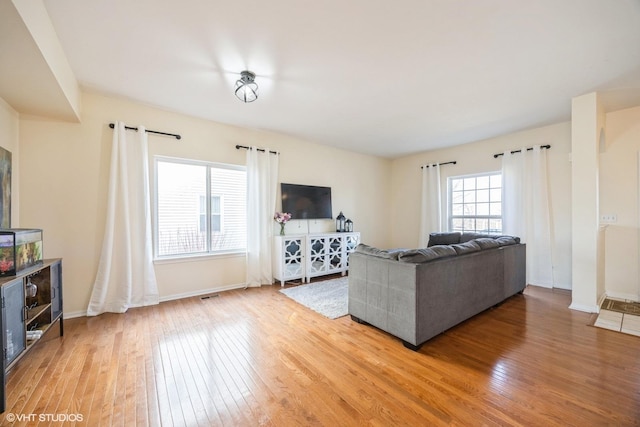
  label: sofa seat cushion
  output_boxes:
[427,232,461,247]
[451,240,482,255]
[398,245,457,263]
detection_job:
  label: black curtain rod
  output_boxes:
[421,160,457,169]
[109,123,181,140]
[493,144,550,158]
[235,144,279,155]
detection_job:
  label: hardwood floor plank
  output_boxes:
[141,306,162,427]
[192,318,269,425]
[4,284,640,426]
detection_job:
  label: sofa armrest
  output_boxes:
[349,252,418,344]
[502,243,526,296]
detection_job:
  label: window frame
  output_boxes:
[448,171,503,234]
[153,155,246,260]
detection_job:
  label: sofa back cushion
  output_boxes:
[398,245,457,263]
[427,232,461,247]
[355,244,400,260]
[450,240,482,255]
[460,232,495,243]
[460,232,521,244]
[474,237,501,249]
[495,236,519,246]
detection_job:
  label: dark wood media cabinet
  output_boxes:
[0,259,63,413]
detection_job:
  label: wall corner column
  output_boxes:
[570,92,605,312]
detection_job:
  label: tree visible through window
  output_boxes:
[449,173,502,234]
[155,157,246,257]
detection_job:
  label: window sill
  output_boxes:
[154,250,245,265]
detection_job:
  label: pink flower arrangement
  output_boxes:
[274,212,292,235]
[274,212,292,223]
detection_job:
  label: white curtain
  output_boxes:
[246,147,279,287]
[419,163,442,247]
[501,146,554,287]
[87,122,159,316]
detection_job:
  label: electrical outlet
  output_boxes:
[600,214,617,223]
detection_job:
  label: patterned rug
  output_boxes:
[593,299,640,337]
[280,276,348,319]
[601,298,640,315]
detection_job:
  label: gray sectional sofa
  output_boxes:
[348,232,526,350]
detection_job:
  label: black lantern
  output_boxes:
[336,211,346,232]
[345,219,353,232]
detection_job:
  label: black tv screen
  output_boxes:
[281,183,332,219]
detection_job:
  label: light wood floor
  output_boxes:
[4,283,640,426]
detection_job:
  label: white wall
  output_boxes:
[0,97,20,225]
[18,90,392,316]
[12,0,81,119]
[16,87,640,317]
[600,105,640,301]
[390,122,573,289]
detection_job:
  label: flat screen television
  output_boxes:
[281,183,332,220]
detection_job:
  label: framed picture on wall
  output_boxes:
[0,147,11,228]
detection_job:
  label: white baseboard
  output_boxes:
[64,282,249,319]
[529,282,553,289]
[529,282,573,290]
[568,301,599,313]
[605,290,640,303]
[64,310,87,319]
[158,283,247,302]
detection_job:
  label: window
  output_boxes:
[155,157,246,258]
[449,172,502,234]
[199,195,222,233]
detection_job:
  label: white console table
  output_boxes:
[273,232,360,286]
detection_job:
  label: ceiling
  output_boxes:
[6,1,640,158]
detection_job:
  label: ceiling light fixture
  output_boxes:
[235,70,258,103]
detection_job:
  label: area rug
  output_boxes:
[280,276,348,319]
[592,298,640,337]
[601,298,640,315]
